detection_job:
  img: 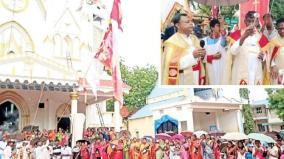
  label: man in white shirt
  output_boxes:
[3,141,14,159]
[61,143,72,159]
[0,140,6,159]
[34,140,49,159]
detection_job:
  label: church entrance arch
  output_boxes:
[0,91,30,132]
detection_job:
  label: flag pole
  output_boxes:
[114,100,122,132]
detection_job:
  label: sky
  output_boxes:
[222,87,268,101]
[119,0,160,67]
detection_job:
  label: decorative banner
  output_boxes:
[240,0,270,29]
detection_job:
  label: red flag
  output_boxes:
[212,6,217,18]
[95,27,113,70]
[95,0,123,107]
[258,34,270,50]
[240,0,270,29]
[110,0,123,31]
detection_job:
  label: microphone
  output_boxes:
[199,40,205,60]
[200,40,205,48]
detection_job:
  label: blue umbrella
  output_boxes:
[248,133,276,143]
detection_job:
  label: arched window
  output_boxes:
[0,21,35,55]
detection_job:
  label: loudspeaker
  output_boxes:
[39,103,44,108]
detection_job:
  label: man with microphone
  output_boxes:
[229,11,269,85]
[161,12,206,85]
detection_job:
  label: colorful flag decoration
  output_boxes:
[239,0,270,29]
[95,0,123,107]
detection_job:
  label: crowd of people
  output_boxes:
[161,10,284,85]
[1,127,284,159]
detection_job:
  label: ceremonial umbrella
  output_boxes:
[180,131,193,137]
[171,134,185,141]
[209,130,226,137]
[155,133,172,140]
[194,130,208,138]
[222,132,248,141]
[248,133,276,143]
[193,0,248,6]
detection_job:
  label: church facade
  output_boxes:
[0,0,128,134]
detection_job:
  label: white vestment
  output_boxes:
[230,33,264,85]
[204,36,227,85]
[179,34,198,85]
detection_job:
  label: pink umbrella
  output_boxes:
[155,133,171,140]
[193,0,248,6]
[171,134,185,141]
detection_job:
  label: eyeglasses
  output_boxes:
[277,27,284,30]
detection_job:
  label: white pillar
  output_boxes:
[187,108,194,131]
[70,92,79,115]
[215,111,220,130]
[114,101,122,132]
[236,109,244,133]
[71,113,85,147]
[70,91,79,147]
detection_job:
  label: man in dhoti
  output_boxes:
[203,19,228,85]
[229,11,270,85]
[161,13,206,85]
[269,18,284,84]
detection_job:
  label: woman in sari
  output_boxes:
[123,139,129,159]
[213,139,221,159]
[155,140,165,159]
[236,141,246,159]
[112,140,123,159]
[140,138,150,159]
[100,140,109,159]
[190,135,203,159]
[225,141,236,159]
[150,139,156,159]
[80,142,90,159]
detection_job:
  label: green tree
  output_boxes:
[239,88,255,134]
[266,89,284,120]
[107,62,158,112]
[194,2,238,19]
[270,0,284,20]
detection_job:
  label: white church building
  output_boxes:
[128,88,244,137]
[0,0,129,136]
